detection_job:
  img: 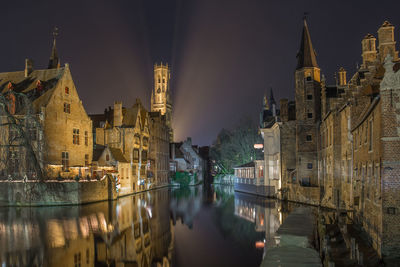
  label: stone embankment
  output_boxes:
[0,176,117,206]
[261,207,322,267]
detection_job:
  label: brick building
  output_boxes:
[260,19,400,261]
[149,111,170,188]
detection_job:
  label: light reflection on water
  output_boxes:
[0,185,298,267]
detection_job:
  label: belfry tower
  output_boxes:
[151,62,173,140]
[294,17,321,187]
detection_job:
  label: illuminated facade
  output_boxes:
[151,63,173,141]
[0,34,93,180]
[93,99,150,193]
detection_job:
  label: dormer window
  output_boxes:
[65,87,69,94]
[36,80,43,91]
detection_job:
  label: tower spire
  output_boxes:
[296,16,318,70]
[269,87,276,106]
[48,26,60,69]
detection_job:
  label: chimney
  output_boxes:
[361,33,377,67]
[377,21,399,62]
[24,58,33,77]
[338,67,347,86]
[113,101,122,127]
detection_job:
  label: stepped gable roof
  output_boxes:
[171,142,185,158]
[296,18,318,70]
[0,67,65,113]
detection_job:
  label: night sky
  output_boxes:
[1,0,400,145]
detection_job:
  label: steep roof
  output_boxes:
[122,105,140,127]
[109,147,129,163]
[296,19,318,70]
[0,67,65,113]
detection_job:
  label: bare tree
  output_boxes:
[0,90,45,181]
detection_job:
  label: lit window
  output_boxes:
[106,154,110,161]
[73,129,80,145]
[65,87,69,94]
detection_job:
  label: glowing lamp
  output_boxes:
[255,241,265,249]
[254,144,263,149]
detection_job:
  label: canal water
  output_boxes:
[0,185,306,267]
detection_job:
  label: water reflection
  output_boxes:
[0,185,302,267]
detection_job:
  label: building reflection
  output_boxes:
[169,186,202,229]
[0,188,174,267]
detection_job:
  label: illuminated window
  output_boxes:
[63,103,70,113]
[65,87,69,94]
[106,154,110,161]
[73,129,80,145]
[62,152,69,171]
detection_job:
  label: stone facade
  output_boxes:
[149,112,170,187]
[92,99,150,192]
[0,52,93,180]
[259,19,400,262]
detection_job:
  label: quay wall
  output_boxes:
[0,176,117,206]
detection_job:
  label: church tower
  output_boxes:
[294,18,321,187]
[151,62,173,140]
